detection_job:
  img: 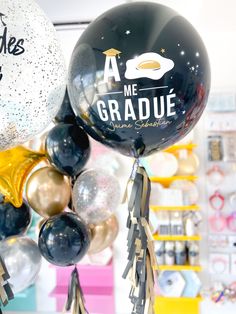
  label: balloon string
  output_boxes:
[131,158,141,180]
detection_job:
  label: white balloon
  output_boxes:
[0,236,42,293]
[0,0,66,150]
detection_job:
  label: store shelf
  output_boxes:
[153,235,201,241]
[150,175,198,186]
[155,296,202,302]
[164,143,197,153]
[154,296,202,314]
[150,205,200,211]
[155,264,202,272]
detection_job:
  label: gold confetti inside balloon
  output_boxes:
[0,146,45,207]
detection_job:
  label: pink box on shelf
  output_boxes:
[50,262,115,314]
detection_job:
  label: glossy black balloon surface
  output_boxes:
[55,89,77,124]
[68,2,210,157]
[38,212,90,266]
[0,201,31,240]
[46,123,90,177]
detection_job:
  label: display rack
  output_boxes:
[151,205,200,211]
[156,265,202,272]
[153,235,202,241]
[150,175,197,186]
[164,143,197,153]
[151,143,202,314]
[154,296,202,314]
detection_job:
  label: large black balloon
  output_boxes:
[55,89,77,124]
[68,2,210,158]
[38,212,90,266]
[0,201,31,240]
[46,123,90,177]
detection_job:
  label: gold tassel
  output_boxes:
[63,266,88,314]
[123,160,158,314]
[0,255,14,308]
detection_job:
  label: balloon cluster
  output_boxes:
[0,91,121,296]
[23,90,121,267]
[0,1,211,312]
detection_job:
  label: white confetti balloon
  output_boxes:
[72,169,121,224]
[0,0,66,150]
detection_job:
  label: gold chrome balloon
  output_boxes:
[176,151,199,176]
[88,214,119,254]
[0,146,45,207]
[26,167,71,218]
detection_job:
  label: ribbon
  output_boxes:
[0,255,14,308]
[63,266,88,314]
[123,160,158,314]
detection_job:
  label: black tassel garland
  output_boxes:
[64,266,88,314]
[123,160,158,314]
[0,255,14,308]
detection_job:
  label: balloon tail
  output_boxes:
[0,255,14,307]
[123,160,158,314]
[64,266,88,314]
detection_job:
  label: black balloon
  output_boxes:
[0,201,31,240]
[55,89,77,124]
[38,212,90,266]
[46,123,90,177]
[68,2,210,158]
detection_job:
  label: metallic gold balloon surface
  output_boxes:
[0,146,45,207]
[88,214,119,254]
[26,167,71,218]
[176,151,199,176]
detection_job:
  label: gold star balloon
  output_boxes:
[0,146,45,207]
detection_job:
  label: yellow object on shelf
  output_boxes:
[155,264,202,272]
[153,235,201,241]
[150,205,200,211]
[150,175,197,187]
[164,143,197,153]
[154,296,202,314]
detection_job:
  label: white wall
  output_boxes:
[37,0,236,90]
[36,0,127,22]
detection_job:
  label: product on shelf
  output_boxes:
[175,241,187,266]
